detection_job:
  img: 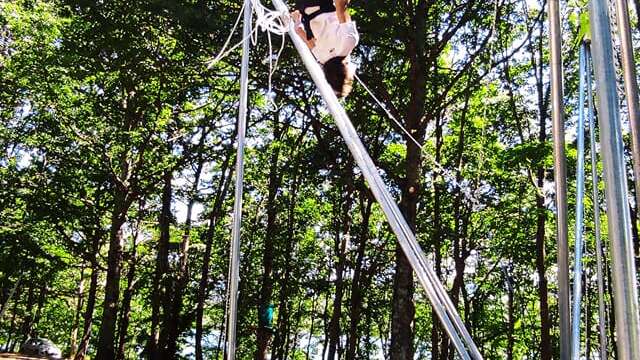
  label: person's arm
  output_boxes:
[291,10,316,49]
[296,26,316,49]
[335,0,351,23]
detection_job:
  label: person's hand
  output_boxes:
[291,10,302,25]
[295,26,309,42]
[296,23,307,40]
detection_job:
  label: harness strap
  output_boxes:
[296,0,335,40]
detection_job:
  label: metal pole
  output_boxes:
[585,41,608,360]
[548,1,571,357]
[570,43,587,360]
[614,0,640,215]
[270,0,481,357]
[226,0,252,357]
[588,1,640,359]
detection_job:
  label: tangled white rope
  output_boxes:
[207,0,289,110]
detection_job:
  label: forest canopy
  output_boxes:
[1,0,639,359]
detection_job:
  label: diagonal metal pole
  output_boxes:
[270,0,481,358]
[570,43,587,360]
[548,0,571,357]
[614,0,640,215]
[588,0,640,359]
[226,0,252,358]
[585,40,608,360]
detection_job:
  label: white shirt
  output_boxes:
[301,11,359,64]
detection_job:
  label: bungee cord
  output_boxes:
[354,73,482,207]
[208,0,288,110]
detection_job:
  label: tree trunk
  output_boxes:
[534,17,552,360]
[195,147,234,360]
[506,271,515,360]
[96,195,128,360]
[391,0,428,354]
[213,303,226,360]
[75,233,101,360]
[18,286,35,347]
[273,161,301,360]
[165,151,205,357]
[116,230,139,360]
[256,117,285,360]
[630,205,639,269]
[441,95,470,358]
[70,267,85,357]
[305,296,318,360]
[346,199,372,360]
[5,287,21,352]
[149,169,172,359]
[288,296,305,358]
[391,105,422,359]
[0,273,21,323]
[321,281,331,359]
[25,284,47,340]
[430,114,444,360]
[327,176,353,360]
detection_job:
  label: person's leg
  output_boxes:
[297,0,327,14]
[335,0,350,23]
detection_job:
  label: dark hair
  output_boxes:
[323,56,354,98]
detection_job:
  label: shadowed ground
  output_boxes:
[0,354,61,359]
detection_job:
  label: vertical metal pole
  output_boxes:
[570,43,587,360]
[226,0,252,358]
[614,0,640,213]
[548,1,572,357]
[588,1,640,359]
[585,41,608,360]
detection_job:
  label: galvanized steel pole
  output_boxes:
[585,41,608,360]
[588,1,640,358]
[226,0,252,358]
[570,43,587,360]
[614,0,640,215]
[548,0,571,357]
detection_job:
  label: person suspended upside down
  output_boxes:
[291,0,359,98]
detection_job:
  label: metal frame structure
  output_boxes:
[587,0,640,359]
[224,0,640,358]
[548,1,640,358]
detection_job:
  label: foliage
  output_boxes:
[0,0,633,359]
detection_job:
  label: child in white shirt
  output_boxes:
[291,0,359,97]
